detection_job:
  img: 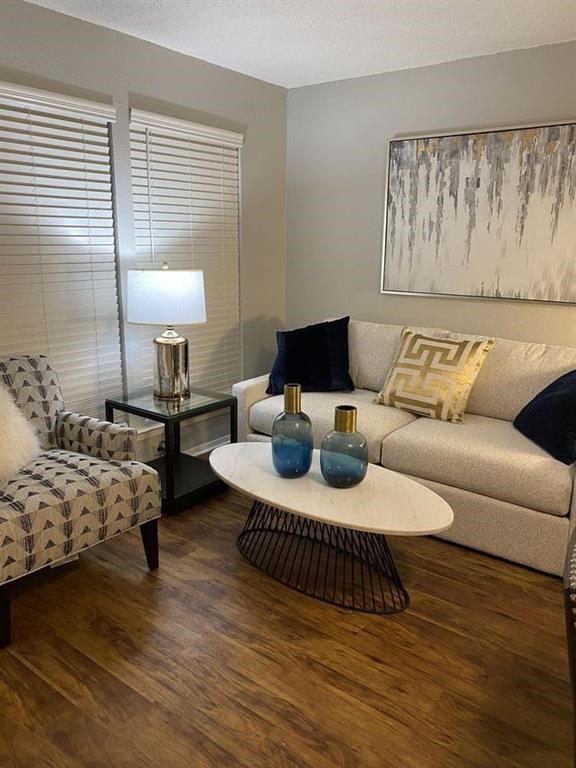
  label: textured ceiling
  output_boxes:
[22,0,576,88]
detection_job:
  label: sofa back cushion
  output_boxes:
[459,335,576,421]
[347,321,576,422]
[348,320,449,392]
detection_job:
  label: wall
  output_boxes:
[287,42,576,346]
[0,0,287,379]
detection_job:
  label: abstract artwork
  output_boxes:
[381,124,576,302]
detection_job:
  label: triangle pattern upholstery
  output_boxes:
[0,356,64,449]
[0,356,161,588]
[0,450,160,583]
[55,411,137,463]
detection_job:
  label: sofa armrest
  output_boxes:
[232,374,271,441]
[55,411,138,462]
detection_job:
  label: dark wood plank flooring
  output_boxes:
[1,489,573,768]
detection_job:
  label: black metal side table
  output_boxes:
[105,387,237,515]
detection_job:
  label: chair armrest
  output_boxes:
[232,374,271,441]
[55,411,138,462]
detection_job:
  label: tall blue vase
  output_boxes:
[271,383,313,479]
[320,405,368,488]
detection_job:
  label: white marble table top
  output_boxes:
[209,443,453,536]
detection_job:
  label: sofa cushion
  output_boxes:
[380,414,574,517]
[514,369,576,465]
[267,316,354,395]
[0,449,160,583]
[375,328,494,423]
[348,320,449,392]
[0,384,41,489]
[453,334,576,422]
[250,388,417,463]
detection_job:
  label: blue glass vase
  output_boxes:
[320,405,368,488]
[271,383,313,479]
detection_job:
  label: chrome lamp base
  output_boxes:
[153,326,190,400]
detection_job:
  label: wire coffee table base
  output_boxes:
[237,500,410,614]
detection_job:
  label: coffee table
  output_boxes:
[209,443,453,614]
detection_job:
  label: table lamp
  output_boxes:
[127,268,206,400]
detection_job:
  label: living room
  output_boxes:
[0,0,575,766]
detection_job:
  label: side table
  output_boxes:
[106,387,237,515]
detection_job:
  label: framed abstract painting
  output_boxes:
[380,123,576,302]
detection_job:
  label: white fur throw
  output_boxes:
[0,384,41,488]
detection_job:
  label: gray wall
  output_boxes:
[2,0,575,371]
[0,0,287,377]
[287,42,576,346]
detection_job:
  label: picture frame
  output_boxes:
[380,122,576,303]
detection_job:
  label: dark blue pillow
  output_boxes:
[513,370,576,464]
[267,316,355,396]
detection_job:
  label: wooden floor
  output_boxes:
[1,489,573,768]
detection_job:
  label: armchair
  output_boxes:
[0,355,161,647]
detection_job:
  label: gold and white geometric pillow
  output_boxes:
[375,328,494,423]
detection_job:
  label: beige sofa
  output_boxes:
[233,320,576,576]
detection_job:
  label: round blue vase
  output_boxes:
[271,384,313,479]
[320,405,368,489]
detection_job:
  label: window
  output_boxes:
[0,82,122,417]
[0,85,244,427]
[129,110,243,393]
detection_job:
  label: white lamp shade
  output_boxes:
[127,269,207,326]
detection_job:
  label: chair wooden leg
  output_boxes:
[140,519,159,571]
[0,585,11,648]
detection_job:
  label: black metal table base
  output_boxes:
[237,501,410,614]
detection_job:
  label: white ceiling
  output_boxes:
[23,0,576,88]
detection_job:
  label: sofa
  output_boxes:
[233,320,576,576]
[0,355,161,646]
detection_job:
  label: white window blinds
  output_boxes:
[0,82,122,417]
[129,110,243,393]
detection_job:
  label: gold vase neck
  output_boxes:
[334,405,357,433]
[284,383,301,414]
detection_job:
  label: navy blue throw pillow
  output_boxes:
[513,370,576,464]
[266,316,355,396]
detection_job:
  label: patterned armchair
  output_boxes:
[564,529,576,757]
[0,356,161,647]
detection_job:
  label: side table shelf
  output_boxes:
[105,387,237,515]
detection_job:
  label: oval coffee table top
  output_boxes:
[210,442,453,536]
